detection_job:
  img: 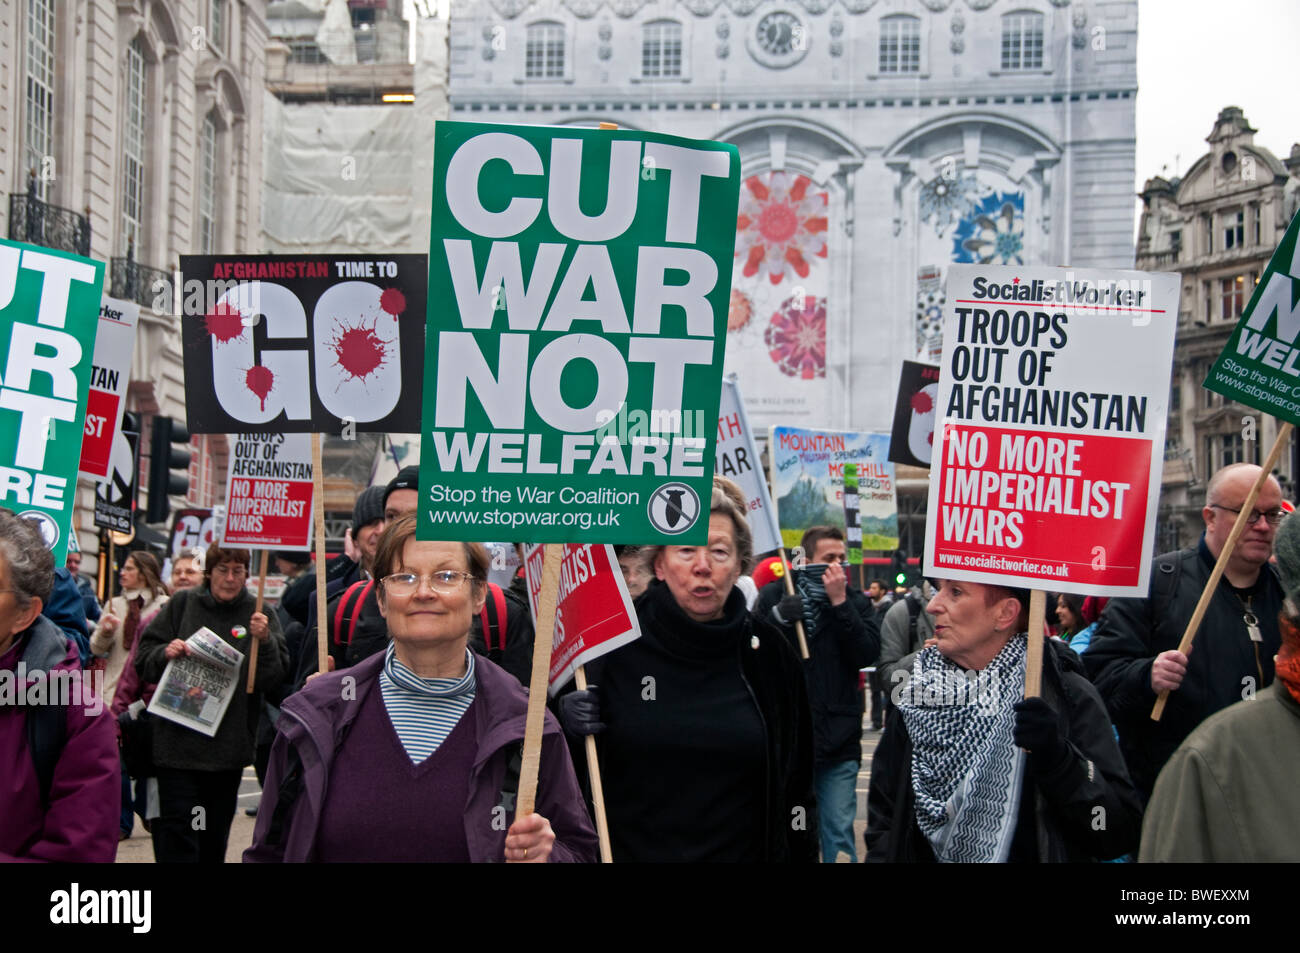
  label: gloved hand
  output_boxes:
[1013,697,1071,773]
[772,593,804,626]
[558,687,605,737]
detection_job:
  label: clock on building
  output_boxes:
[748,10,808,68]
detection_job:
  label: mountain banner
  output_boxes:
[769,426,897,552]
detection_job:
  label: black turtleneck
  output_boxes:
[591,581,766,862]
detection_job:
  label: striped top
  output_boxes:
[379,644,477,764]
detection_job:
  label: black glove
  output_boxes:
[558,687,605,737]
[772,593,804,626]
[1013,697,1071,773]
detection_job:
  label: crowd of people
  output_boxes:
[2,460,1297,863]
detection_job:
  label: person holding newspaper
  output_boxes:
[245,515,597,862]
[134,543,287,863]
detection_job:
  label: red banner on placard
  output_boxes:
[523,543,641,695]
[931,422,1151,589]
[223,479,313,547]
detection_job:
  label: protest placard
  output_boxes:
[0,237,105,561]
[522,543,640,696]
[179,254,427,434]
[79,296,140,480]
[923,263,1179,597]
[93,429,138,533]
[420,120,740,546]
[716,376,782,555]
[842,462,862,565]
[1203,210,1300,421]
[220,433,314,550]
[770,426,898,553]
[889,360,940,469]
[170,508,217,557]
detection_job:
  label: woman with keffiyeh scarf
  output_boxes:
[865,579,1142,862]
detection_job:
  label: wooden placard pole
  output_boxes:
[517,542,563,818]
[1023,589,1046,699]
[312,433,329,677]
[1152,421,1293,721]
[247,550,269,692]
[574,664,613,862]
[779,551,811,659]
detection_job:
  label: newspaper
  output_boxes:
[146,627,245,737]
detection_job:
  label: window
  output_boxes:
[121,37,148,255]
[24,0,56,201]
[288,39,327,64]
[642,20,683,78]
[1204,214,1213,255]
[525,22,564,79]
[879,16,920,74]
[1220,275,1246,321]
[1203,281,1212,323]
[210,0,225,55]
[199,116,218,254]
[1001,12,1044,70]
[1168,230,1181,263]
[1252,203,1261,245]
[1224,209,1243,250]
[1206,433,1258,471]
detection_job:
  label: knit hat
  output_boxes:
[353,485,386,531]
[276,550,312,566]
[1272,511,1300,604]
[384,466,420,510]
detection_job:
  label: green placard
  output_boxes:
[0,238,105,561]
[1204,210,1300,422]
[421,121,740,544]
[842,462,862,565]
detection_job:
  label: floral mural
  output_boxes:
[952,192,1026,265]
[765,294,827,380]
[725,170,833,427]
[734,172,829,284]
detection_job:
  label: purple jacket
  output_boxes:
[1,617,120,862]
[244,650,598,863]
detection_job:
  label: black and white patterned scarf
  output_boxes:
[793,564,828,639]
[897,634,1027,863]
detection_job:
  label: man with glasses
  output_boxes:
[755,526,880,862]
[1085,463,1286,801]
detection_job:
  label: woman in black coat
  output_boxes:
[563,479,817,862]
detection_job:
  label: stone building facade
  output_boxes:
[1,0,267,569]
[1136,106,1300,549]
[448,0,1138,553]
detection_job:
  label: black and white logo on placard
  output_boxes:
[20,511,59,550]
[648,482,701,536]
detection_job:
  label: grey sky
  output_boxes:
[1137,0,1298,188]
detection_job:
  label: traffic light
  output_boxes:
[146,416,190,523]
[890,549,908,588]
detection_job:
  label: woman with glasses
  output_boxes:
[560,478,817,862]
[134,543,287,862]
[245,515,597,862]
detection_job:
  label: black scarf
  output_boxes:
[642,580,749,661]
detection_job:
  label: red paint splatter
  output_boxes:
[205,302,245,343]
[246,365,274,411]
[911,391,933,414]
[379,287,406,317]
[927,431,934,446]
[330,317,392,383]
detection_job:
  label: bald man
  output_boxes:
[1085,463,1286,800]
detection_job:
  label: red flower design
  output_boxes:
[765,295,826,380]
[735,172,829,285]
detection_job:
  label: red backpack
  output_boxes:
[333,579,508,657]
